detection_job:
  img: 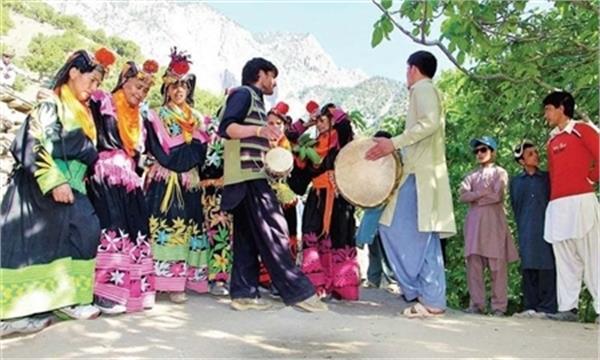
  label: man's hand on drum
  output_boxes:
[257,125,282,142]
[366,137,395,161]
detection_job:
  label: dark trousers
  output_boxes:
[440,238,448,265]
[229,181,315,305]
[522,268,557,313]
[367,234,396,286]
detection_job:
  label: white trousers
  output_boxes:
[553,221,599,313]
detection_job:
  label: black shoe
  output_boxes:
[270,286,281,299]
[547,310,578,322]
[463,306,484,315]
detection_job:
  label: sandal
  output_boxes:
[402,303,444,318]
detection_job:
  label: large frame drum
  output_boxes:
[334,138,402,208]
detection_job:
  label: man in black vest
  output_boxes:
[218,57,326,312]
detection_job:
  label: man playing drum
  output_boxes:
[218,57,326,312]
[366,51,456,318]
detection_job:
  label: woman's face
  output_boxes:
[316,115,331,134]
[122,77,151,107]
[267,113,284,132]
[167,82,189,106]
[68,68,103,102]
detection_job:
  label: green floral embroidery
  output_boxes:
[1,258,95,319]
[149,215,208,264]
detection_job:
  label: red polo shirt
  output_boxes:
[547,120,599,201]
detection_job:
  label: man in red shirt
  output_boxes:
[542,91,599,322]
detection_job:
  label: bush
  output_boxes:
[24,31,83,79]
[1,4,13,35]
[12,75,29,92]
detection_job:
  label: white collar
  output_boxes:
[549,119,575,139]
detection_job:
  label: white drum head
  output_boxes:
[265,147,293,174]
[334,138,401,208]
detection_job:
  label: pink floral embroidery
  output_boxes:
[332,247,357,263]
[170,262,187,277]
[303,233,319,248]
[99,229,121,253]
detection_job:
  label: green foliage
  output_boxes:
[376,115,405,136]
[5,1,85,33]
[372,0,599,320]
[12,75,29,92]
[24,31,85,79]
[146,81,164,110]
[372,0,599,122]
[372,15,394,47]
[1,4,14,35]
[348,110,368,134]
[195,88,224,117]
[106,36,142,62]
[7,0,142,63]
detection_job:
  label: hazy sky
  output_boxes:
[209,0,455,81]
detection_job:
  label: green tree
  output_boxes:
[1,4,14,35]
[371,0,598,122]
[370,0,598,319]
[7,0,142,64]
[24,31,85,79]
[194,88,224,116]
[107,36,142,62]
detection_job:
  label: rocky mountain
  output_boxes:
[295,76,408,122]
[44,1,406,121]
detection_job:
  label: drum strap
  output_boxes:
[312,170,335,236]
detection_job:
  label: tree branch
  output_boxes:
[370,0,593,121]
[421,0,427,42]
[371,0,471,77]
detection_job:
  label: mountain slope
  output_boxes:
[47,1,368,97]
[38,1,407,121]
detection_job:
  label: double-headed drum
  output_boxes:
[334,138,402,208]
[264,147,294,179]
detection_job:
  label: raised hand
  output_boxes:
[258,125,283,143]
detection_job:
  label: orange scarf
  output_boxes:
[58,84,96,143]
[277,136,292,150]
[166,103,196,143]
[315,130,338,159]
[311,129,339,235]
[113,89,141,157]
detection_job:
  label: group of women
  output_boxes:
[0,47,360,336]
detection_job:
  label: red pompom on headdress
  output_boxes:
[306,100,320,115]
[272,101,289,116]
[94,47,116,68]
[143,59,159,74]
[167,47,192,76]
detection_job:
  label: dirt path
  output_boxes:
[1,289,597,359]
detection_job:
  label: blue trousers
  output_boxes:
[379,175,447,309]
